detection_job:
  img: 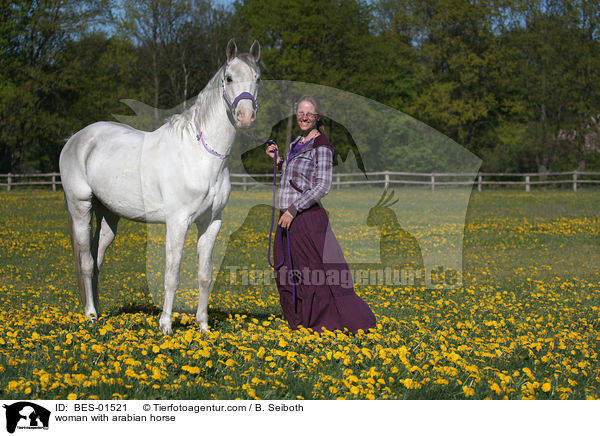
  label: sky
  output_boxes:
[213,0,236,8]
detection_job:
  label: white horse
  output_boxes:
[59,39,261,334]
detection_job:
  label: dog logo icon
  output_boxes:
[3,402,51,433]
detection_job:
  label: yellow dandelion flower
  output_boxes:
[490,383,502,395]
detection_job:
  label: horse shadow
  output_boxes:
[107,301,160,316]
[105,295,272,330]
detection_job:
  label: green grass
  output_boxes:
[0,187,599,400]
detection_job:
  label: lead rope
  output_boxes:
[266,148,297,308]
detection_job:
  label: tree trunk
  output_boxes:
[153,49,159,122]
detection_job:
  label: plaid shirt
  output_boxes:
[277,133,334,217]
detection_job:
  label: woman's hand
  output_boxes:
[278,210,294,229]
[266,142,282,164]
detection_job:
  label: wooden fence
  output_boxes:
[229,170,600,193]
[2,171,600,192]
[1,173,61,191]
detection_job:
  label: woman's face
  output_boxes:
[296,100,319,133]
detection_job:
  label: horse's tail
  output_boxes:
[66,200,86,304]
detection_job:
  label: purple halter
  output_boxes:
[196,59,259,160]
[222,60,259,118]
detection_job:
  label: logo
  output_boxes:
[115,79,481,311]
[3,402,50,434]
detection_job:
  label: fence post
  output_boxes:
[573,171,578,192]
[7,173,11,192]
[336,174,340,190]
[525,175,530,193]
[478,174,482,192]
[431,174,435,192]
[52,174,56,192]
[384,172,389,191]
[242,175,247,191]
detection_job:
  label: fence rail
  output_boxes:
[1,173,61,191]
[2,171,600,192]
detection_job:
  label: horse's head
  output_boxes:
[222,39,261,129]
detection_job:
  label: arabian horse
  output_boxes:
[59,39,261,334]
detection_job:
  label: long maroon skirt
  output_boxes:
[273,204,376,333]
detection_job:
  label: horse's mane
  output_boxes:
[167,54,259,140]
[167,65,224,140]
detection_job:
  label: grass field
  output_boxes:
[1,187,599,399]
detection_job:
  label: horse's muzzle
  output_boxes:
[236,107,256,128]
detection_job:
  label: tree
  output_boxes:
[497,0,600,171]
[234,0,422,171]
[112,0,235,111]
[0,0,105,172]
[391,0,508,155]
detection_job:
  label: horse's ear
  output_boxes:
[226,38,237,62]
[249,40,260,63]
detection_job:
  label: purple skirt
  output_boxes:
[273,204,376,333]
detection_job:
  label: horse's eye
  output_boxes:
[226,76,233,83]
[256,76,261,83]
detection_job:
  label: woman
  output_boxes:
[266,95,376,333]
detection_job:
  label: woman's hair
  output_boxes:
[295,95,325,133]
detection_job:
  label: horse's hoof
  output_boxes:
[198,322,210,333]
[159,320,173,335]
[159,319,173,335]
[159,321,172,335]
[159,313,173,334]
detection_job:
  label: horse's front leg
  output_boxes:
[159,218,189,334]
[196,215,222,332]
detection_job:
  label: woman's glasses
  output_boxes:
[296,111,317,119]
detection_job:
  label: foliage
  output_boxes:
[1,0,600,173]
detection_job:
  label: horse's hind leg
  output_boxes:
[90,198,120,311]
[66,196,98,320]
